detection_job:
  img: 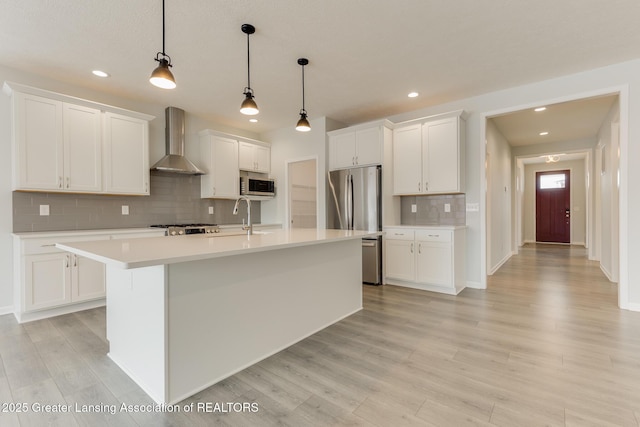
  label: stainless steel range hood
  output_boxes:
[151,107,204,175]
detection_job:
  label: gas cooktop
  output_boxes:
[150,223,220,236]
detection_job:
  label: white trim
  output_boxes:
[13,299,106,324]
[284,156,319,230]
[625,302,640,312]
[0,305,13,316]
[465,281,484,289]
[488,251,513,276]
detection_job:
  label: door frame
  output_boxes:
[534,168,572,244]
[285,156,319,229]
[479,84,628,309]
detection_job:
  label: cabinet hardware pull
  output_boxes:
[355,156,358,165]
[410,243,414,253]
[73,255,77,267]
[40,244,56,247]
[212,187,216,195]
[145,182,148,192]
[58,176,63,188]
[425,182,429,191]
[418,243,422,254]
[65,255,70,268]
[428,234,440,238]
[66,177,70,188]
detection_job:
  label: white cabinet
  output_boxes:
[239,141,270,173]
[12,93,102,192]
[4,82,153,195]
[200,131,239,199]
[384,227,465,295]
[393,112,465,195]
[13,228,166,323]
[328,120,391,170]
[103,112,150,195]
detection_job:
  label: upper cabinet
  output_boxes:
[328,120,392,170]
[199,130,239,199]
[4,82,154,195]
[393,111,466,195]
[239,140,270,173]
[103,112,150,195]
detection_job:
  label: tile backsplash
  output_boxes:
[400,194,466,226]
[12,172,261,232]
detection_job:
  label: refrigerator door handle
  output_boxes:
[347,173,354,229]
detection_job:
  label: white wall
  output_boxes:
[0,64,260,313]
[597,102,620,282]
[522,160,586,244]
[486,120,512,273]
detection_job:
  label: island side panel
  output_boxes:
[106,265,168,403]
[166,238,362,404]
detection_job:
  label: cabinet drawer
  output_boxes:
[415,230,452,243]
[384,228,415,241]
[22,234,108,255]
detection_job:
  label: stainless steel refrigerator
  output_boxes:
[327,165,382,285]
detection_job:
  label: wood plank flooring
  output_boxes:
[2,243,640,426]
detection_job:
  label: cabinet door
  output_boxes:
[24,253,71,311]
[424,117,459,193]
[329,132,356,170]
[393,124,422,194]
[13,93,64,190]
[384,239,415,281]
[355,126,382,166]
[103,112,150,195]
[213,136,239,198]
[72,255,106,302]
[416,239,452,287]
[254,144,270,173]
[63,103,102,192]
[238,141,255,171]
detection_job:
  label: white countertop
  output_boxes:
[56,228,380,269]
[13,227,162,238]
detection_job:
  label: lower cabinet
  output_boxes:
[14,228,165,322]
[384,227,465,295]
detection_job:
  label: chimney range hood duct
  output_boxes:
[150,107,204,175]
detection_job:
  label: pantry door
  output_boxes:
[536,170,570,243]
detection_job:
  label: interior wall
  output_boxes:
[522,160,586,244]
[597,101,621,282]
[486,120,512,273]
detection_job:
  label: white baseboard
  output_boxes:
[465,281,485,290]
[0,305,13,316]
[625,302,640,312]
[600,264,614,282]
[488,252,512,275]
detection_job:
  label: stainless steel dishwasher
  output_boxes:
[362,237,382,285]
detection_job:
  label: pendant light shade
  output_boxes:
[150,0,176,89]
[295,58,311,132]
[240,24,259,115]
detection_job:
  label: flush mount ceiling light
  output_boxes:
[408,92,419,98]
[240,24,259,115]
[534,107,547,112]
[539,131,549,136]
[149,0,176,89]
[295,58,311,132]
[92,70,109,78]
[249,118,258,123]
[540,153,565,163]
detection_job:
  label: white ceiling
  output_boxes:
[1,1,639,134]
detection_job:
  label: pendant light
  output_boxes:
[149,0,176,89]
[295,58,311,132]
[240,24,259,115]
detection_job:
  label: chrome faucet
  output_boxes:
[232,196,253,235]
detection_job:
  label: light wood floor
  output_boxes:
[2,243,640,426]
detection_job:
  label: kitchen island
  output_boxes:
[56,228,377,404]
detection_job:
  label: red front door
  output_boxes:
[536,170,570,243]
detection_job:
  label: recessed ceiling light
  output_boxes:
[539,131,549,136]
[534,107,546,112]
[92,70,109,78]
[249,119,258,123]
[408,92,419,98]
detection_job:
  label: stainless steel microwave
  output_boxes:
[240,176,276,197]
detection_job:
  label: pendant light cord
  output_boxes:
[246,32,251,91]
[301,63,306,112]
[161,0,166,56]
